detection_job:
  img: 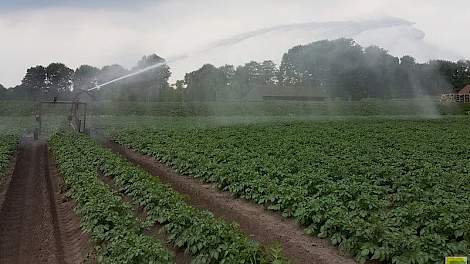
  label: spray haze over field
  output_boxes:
[1,2,470,263]
[1,0,470,87]
[1,1,470,120]
[167,16,459,83]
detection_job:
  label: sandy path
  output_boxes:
[0,139,91,264]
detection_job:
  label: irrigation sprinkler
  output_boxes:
[33,59,175,139]
[35,100,87,138]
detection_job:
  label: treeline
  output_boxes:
[1,63,75,101]
[1,38,470,102]
[183,61,278,101]
[183,39,470,101]
[279,39,469,99]
[0,54,172,102]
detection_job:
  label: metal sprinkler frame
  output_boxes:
[35,100,88,139]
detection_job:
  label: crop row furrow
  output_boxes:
[49,133,174,264]
[53,131,287,264]
[112,121,470,264]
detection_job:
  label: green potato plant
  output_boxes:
[112,118,470,263]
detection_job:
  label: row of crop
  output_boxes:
[112,119,470,264]
[49,133,174,264]
[0,134,18,177]
[4,99,470,117]
[54,131,286,264]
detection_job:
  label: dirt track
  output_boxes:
[106,141,356,264]
[0,139,91,264]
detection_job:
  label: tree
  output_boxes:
[260,60,279,87]
[45,63,74,99]
[278,52,302,88]
[123,54,171,101]
[180,61,278,101]
[135,54,165,69]
[73,65,100,90]
[215,65,236,100]
[232,65,252,100]
[231,61,271,100]
[279,38,366,97]
[453,60,470,90]
[96,64,129,101]
[435,60,470,91]
[21,65,47,101]
[174,80,186,101]
[393,56,419,98]
[276,38,461,99]
[418,61,453,95]
[0,84,7,100]
[6,39,469,102]
[156,64,172,100]
[185,64,227,101]
[98,64,129,82]
[363,46,399,98]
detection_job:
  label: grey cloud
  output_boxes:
[0,0,469,87]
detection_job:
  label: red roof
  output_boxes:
[458,85,470,95]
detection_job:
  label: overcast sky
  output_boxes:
[1,0,469,87]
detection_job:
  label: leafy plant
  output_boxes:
[51,131,287,264]
[49,133,174,264]
[0,134,18,179]
[112,118,470,263]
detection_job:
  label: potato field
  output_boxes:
[0,107,469,264]
[111,118,470,263]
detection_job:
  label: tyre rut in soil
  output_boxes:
[0,139,91,264]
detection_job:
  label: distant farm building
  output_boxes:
[441,85,470,103]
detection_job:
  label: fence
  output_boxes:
[440,94,470,103]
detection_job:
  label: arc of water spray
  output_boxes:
[88,55,186,92]
[88,17,414,92]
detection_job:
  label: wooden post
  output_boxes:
[38,103,42,137]
[74,102,79,132]
[83,103,87,133]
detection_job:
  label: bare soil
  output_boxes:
[106,141,356,264]
[50,155,94,264]
[0,138,92,264]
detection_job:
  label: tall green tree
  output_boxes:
[260,60,279,87]
[232,61,271,100]
[174,80,186,101]
[277,38,456,99]
[73,65,100,91]
[435,60,470,91]
[363,46,399,98]
[45,63,74,99]
[127,54,171,101]
[215,65,236,100]
[0,84,7,100]
[279,38,365,97]
[21,65,47,101]
[185,64,226,101]
[96,64,129,101]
